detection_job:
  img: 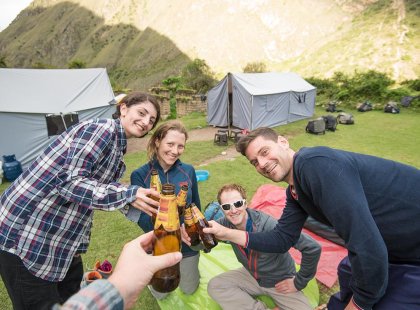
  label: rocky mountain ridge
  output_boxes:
[0,0,418,90]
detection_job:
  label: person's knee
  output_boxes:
[207,276,225,297]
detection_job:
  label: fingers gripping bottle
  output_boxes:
[149,169,162,224]
[190,203,218,253]
[176,184,188,219]
[151,183,181,293]
[184,204,201,247]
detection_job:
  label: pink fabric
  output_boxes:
[249,184,347,288]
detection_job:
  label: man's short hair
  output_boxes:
[217,184,247,204]
[236,127,279,156]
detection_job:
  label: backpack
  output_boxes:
[357,101,373,112]
[384,101,400,114]
[326,102,337,112]
[401,95,420,107]
[306,118,326,135]
[322,114,338,132]
[203,201,224,221]
[337,112,354,125]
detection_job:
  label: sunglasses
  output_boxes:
[220,199,246,211]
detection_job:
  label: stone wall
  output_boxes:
[150,88,207,119]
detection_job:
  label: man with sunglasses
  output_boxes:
[207,184,320,310]
[204,127,420,310]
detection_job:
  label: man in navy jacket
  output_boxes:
[204,127,420,310]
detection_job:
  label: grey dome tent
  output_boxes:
[0,68,116,169]
[207,72,316,130]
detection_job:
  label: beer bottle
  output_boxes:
[149,169,162,224]
[190,203,218,253]
[150,183,181,293]
[184,204,201,247]
[176,184,188,219]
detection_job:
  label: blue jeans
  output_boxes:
[0,250,83,310]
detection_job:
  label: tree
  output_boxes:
[68,59,86,69]
[0,56,7,68]
[162,76,182,119]
[181,58,216,93]
[242,61,266,73]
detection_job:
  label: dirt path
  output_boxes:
[126,126,241,164]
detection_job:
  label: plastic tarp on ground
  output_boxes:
[248,184,348,288]
[0,68,115,169]
[157,242,319,309]
[207,72,316,130]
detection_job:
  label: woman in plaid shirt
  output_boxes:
[0,92,161,310]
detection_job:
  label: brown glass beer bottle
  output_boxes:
[149,169,162,224]
[150,183,181,293]
[184,204,201,247]
[176,184,188,219]
[190,203,218,253]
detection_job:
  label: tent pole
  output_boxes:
[250,95,253,130]
[228,74,231,134]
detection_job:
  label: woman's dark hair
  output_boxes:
[112,92,161,130]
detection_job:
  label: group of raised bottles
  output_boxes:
[149,169,218,293]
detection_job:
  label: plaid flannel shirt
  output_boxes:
[0,118,138,281]
[53,279,123,310]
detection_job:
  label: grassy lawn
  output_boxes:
[0,107,419,309]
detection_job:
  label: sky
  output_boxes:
[0,0,33,31]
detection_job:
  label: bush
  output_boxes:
[68,59,86,69]
[181,59,217,93]
[242,61,267,73]
[401,79,420,91]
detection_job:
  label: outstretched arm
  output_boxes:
[57,232,182,310]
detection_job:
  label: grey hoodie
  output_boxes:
[218,209,321,290]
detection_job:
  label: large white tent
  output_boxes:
[0,68,116,169]
[207,72,316,130]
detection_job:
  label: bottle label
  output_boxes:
[155,197,179,231]
[176,189,188,207]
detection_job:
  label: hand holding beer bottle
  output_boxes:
[183,204,201,247]
[190,203,218,253]
[150,183,181,293]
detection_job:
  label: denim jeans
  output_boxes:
[0,250,83,310]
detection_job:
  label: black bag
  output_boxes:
[322,114,338,131]
[401,95,420,107]
[357,101,373,112]
[306,118,325,135]
[326,102,337,112]
[384,101,400,114]
[337,113,354,125]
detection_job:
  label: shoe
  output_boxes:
[94,260,113,279]
[80,271,102,288]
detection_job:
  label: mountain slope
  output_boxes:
[0,0,418,90]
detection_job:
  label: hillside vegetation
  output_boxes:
[0,0,419,91]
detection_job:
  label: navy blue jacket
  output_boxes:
[130,158,200,257]
[247,146,420,309]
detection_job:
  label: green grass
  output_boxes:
[1,107,419,309]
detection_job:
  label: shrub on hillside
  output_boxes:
[243,61,267,73]
[401,79,420,91]
[181,59,217,93]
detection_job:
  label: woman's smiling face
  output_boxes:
[156,129,186,172]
